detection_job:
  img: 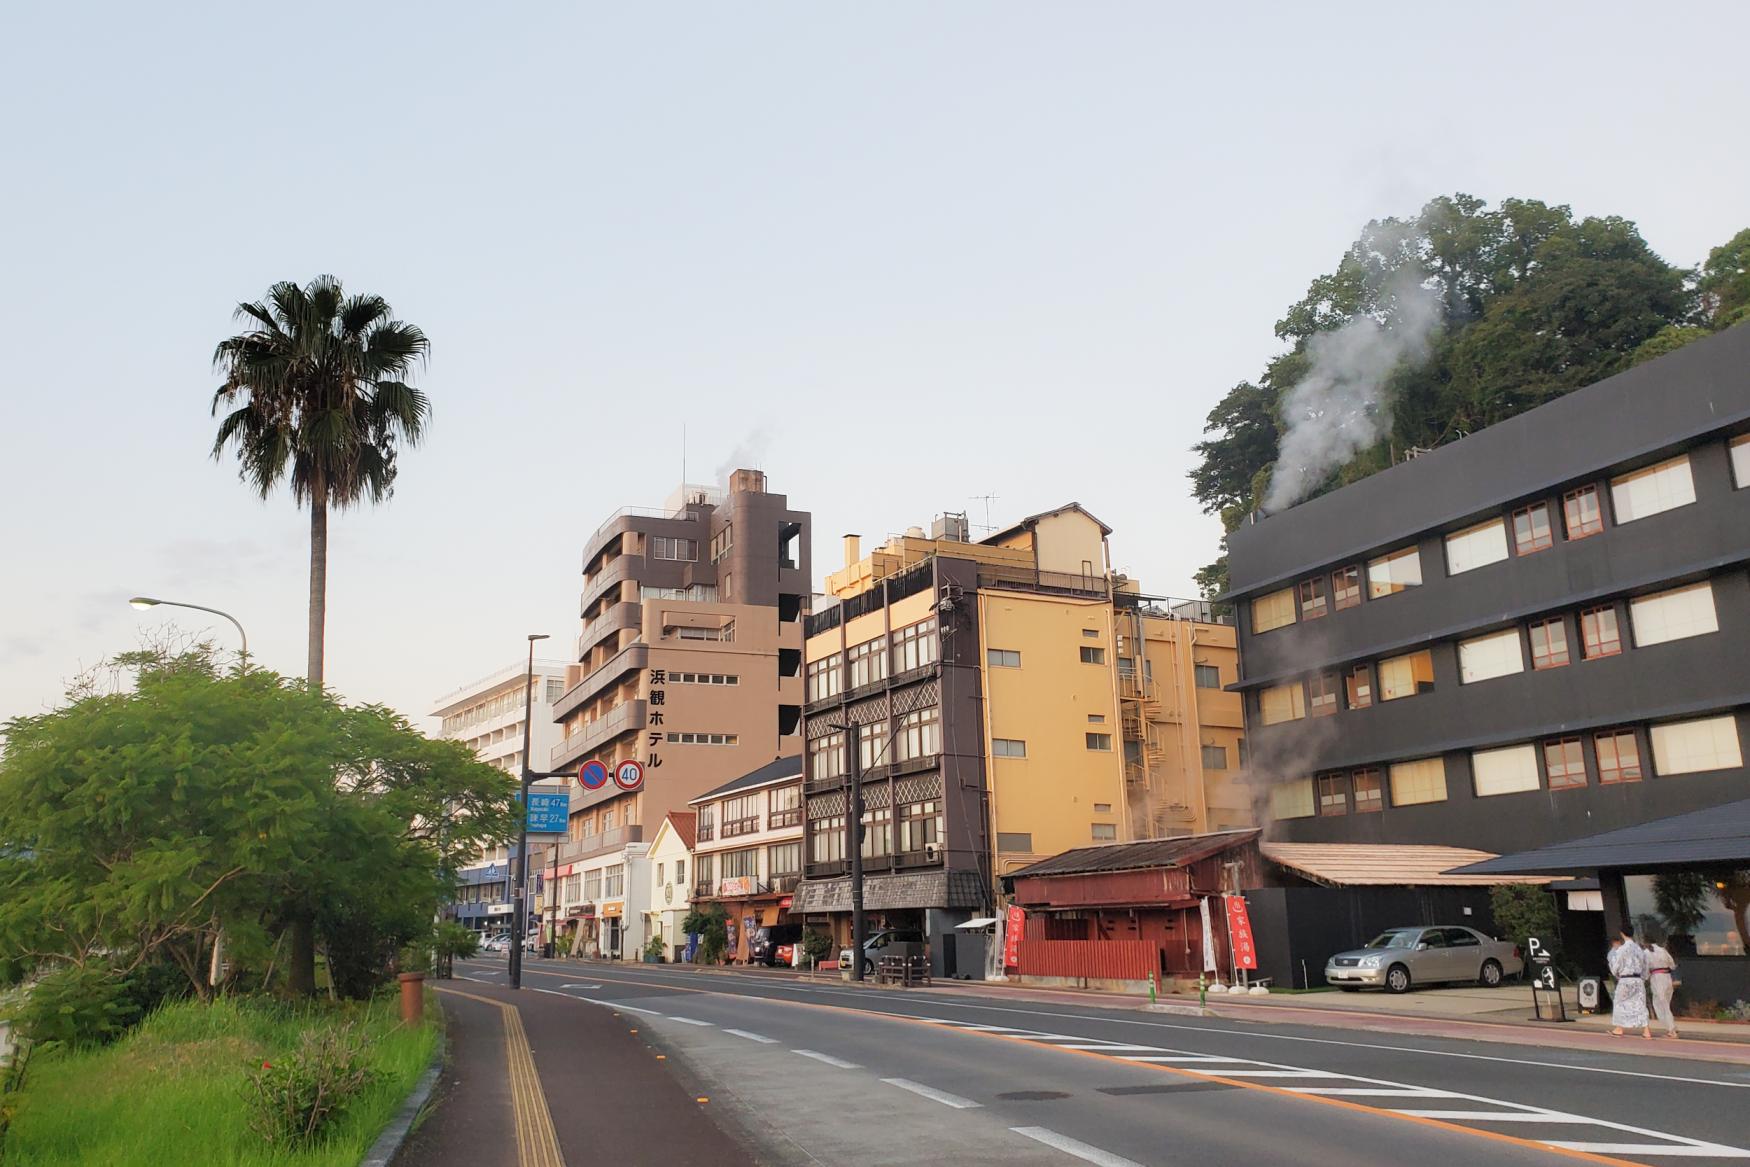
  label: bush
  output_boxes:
[1488,885,1560,964]
[642,936,666,961]
[434,922,480,962]
[10,965,142,1052]
[681,905,729,964]
[799,931,834,964]
[1720,1000,1750,1022]
[243,1022,377,1148]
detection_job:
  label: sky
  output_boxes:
[3,2,1747,729]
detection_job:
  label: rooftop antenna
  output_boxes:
[682,422,687,490]
[970,493,999,534]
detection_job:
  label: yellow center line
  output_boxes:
[505,965,1640,1167]
[435,986,565,1167]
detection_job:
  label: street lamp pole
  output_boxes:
[128,594,250,987]
[509,633,549,991]
[128,596,249,666]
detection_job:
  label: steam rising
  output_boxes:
[1263,273,1442,512]
[715,428,771,484]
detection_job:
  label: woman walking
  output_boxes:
[1646,939,1680,1039]
[1607,930,1651,1038]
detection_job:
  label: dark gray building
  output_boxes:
[1225,325,1750,860]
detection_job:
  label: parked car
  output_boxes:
[481,934,510,953]
[753,924,805,967]
[837,929,925,977]
[1325,925,1523,993]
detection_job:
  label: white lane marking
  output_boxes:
[794,1049,861,1069]
[1119,1055,1248,1064]
[668,1016,713,1026]
[1391,1111,1594,1122]
[602,1002,664,1016]
[530,988,580,999]
[1214,1069,1348,1079]
[1009,1126,1144,1167]
[881,1078,981,1109]
[1049,1043,1164,1052]
[1289,1088,1458,1097]
[723,1028,777,1043]
[560,983,603,990]
[1544,1145,1750,1158]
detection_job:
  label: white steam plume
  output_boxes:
[1262,272,1442,512]
[714,428,771,485]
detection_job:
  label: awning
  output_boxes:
[1447,797,1750,877]
[1262,842,1554,887]
[958,917,999,929]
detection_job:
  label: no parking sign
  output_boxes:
[578,759,609,790]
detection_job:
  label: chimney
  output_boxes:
[843,533,861,567]
[729,468,767,495]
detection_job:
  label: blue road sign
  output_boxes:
[522,789,570,834]
[578,759,609,790]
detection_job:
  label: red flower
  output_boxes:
[261,1061,272,1069]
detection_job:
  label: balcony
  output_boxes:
[555,824,645,863]
[805,860,848,879]
[976,564,1108,598]
[769,873,801,894]
[582,507,704,570]
[577,601,643,659]
[551,643,649,721]
[695,823,715,843]
[550,699,646,768]
[769,809,802,829]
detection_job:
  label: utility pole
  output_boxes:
[846,726,867,982]
[509,633,549,990]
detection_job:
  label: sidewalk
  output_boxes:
[393,977,754,1167]
[578,957,1750,1063]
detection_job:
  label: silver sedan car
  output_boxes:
[1324,926,1523,994]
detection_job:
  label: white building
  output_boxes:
[432,658,571,930]
[555,842,652,960]
[644,812,697,961]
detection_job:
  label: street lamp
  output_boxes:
[508,633,550,990]
[128,596,249,665]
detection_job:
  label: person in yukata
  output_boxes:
[1607,929,1651,1039]
[1645,938,1680,1039]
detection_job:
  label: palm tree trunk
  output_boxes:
[308,485,327,689]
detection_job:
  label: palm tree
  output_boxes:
[211,275,430,689]
[211,276,429,996]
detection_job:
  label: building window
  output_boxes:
[584,871,602,900]
[892,618,939,674]
[848,637,889,688]
[1611,455,1695,524]
[671,672,741,685]
[809,814,845,863]
[769,785,802,828]
[860,805,892,859]
[1650,715,1743,776]
[997,832,1033,853]
[1512,502,1554,556]
[992,738,1028,758]
[1528,617,1570,670]
[807,655,843,702]
[1252,587,1297,633]
[650,536,698,561]
[710,525,733,562]
[1317,774,1347,816]
[1345,663,1373,709]
[669,622,733,642]
[1458,630,1522,685]
[1445,518,1510,575]
[1389,758,1448,806]
[1594,730,1644,784]
[1563,485,1604,540]
[858,721,889,770]
[1352,768,1383,812]
[895,707,940,762]
[808,732,845,783]
[1331,565,1362,610]
[1367,546,1423,598]
[1079,646,1107,665]
[720,793,761,836]
[1543,738,1587,790]
[1258,682,1306,724]
[1732,434,1750,488]
[769,842,802,877]
[1091,823,1117,841]
[719,848,759,881]
[1093,802,1112,813]
[987,648,1021,668]
[1307,672,1340,717]
[1194,664,1221,689]
[1378,650,1434,701]
[898,800,942,854]
[1271,778,1314,820]
[1087,713,1106,724]
[666,732,739,745]
[1085,732,1113,751]
[1082,628,1100,638]
[1630,581,1719,648]
[605,865,625,897]
[1201,744,1228,769]
[1471,744,1541,797]
[1581,605,1623,660]
[1298,578,1327,620]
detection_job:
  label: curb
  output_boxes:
[1142,1002,1210,1018]
[359,1023,447,1167]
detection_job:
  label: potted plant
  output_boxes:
[642,935,666,964]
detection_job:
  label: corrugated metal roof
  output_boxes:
[1262,842,1553,887]
[690,756,802,802]
[1007,830,1259,879]
[1448,798,1750,876]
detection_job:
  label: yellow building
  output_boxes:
[791,505,1249,960]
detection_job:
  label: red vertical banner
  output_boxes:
[1004,905,1026,970]
[1224,894,1258,971]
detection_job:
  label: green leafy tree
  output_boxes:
[1699,228,1750,328]
[682,904,729,964]
[0,649,513,1013]
[1488,884,1560,963]
[209,275,431,993]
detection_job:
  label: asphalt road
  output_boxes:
[455,956,1750,1167]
